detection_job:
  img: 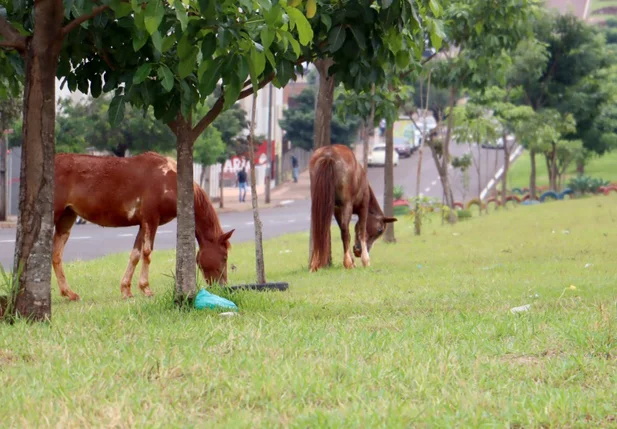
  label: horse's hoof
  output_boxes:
[143,288,154,297]
[68,293,80,301]
[122,293,134,300]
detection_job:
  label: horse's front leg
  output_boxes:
[138,222,158,297]
[120,227,144,299]
[335,205,355,269]
[355,201,371,268]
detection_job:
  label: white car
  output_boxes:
[368,144,399,167]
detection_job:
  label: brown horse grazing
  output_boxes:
[309,144,396,272]
[53,152,235,301]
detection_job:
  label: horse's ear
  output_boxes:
[383,217,397,223]
[218,229,235,244]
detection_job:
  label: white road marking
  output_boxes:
[245,221,254,226]
[287,219,296,223]
[0,239,15,243]
[158,230,173,234]
[431,180,437,186]
[71,236,91,240]
[222,224,232,228]
[118,233,134,237]
[424,187,431,193]
[280,200,294,206]
[480,145,524,200]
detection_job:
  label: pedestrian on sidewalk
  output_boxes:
[291,155,299,183]
[237,167,248,202]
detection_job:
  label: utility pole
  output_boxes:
[265,83,273,204]
[0,112,6,221]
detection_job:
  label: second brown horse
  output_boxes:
[309,144,396,272]
[54,152,234,301]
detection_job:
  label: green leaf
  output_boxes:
[349,25,366,50]
[174,0,188,31]
[429,0,441,17]
[328,25,346,53]
[151,31,163,53]
[237,55,250,84]
[223,75,242,111]
[133,63,153,84]
[108,95,125,128]
[382,0,393,8]
[178,48,198,79]
[162,34,176,52]
[287,34,301,56]
[110,0,132,17]
[276,60,294,86]
[90,75,102,98]
[178,35,192,59]
[132,30,148,52]
[199,58,223,97]
[260,27,274,51]
[286,7,313,46]
[250,48,266,77]
[158,64,175,92]
[201,33,217,59]
[321,14,332,31]
[144,1,165,35]
[395,50,409,69]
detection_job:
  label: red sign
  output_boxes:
[222,140,275,179]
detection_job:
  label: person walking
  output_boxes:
[237,166,248,202]
[291,155,299,183]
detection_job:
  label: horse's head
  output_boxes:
[353,215,397,257]
[196,229,235,285]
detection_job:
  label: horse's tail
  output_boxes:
[310,156,336,271]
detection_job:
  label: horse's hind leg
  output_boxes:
[53,209,79,301]
[137,222,158,297]
[335,205,355,269]
[120,227,144,299]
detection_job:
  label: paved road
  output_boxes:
[0,143,510,269]
[366,142,507,205]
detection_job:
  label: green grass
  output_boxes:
[591,0,617,12]
[3,197,617,427]
[507,150,617,191]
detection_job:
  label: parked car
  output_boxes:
[368,144,399,167]
[393,137,414,158]
[481,137,505,149]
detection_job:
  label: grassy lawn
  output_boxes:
[507,149,617,191]
[591,0,617,12]
[3,196,617,427]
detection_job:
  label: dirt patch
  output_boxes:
[592,7,617,15]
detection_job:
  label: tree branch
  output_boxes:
[0,15,26,53]
[191,73,276,140]
[62,5,109,36]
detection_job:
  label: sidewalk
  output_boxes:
[215,169,312,213]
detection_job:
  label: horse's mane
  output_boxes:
[193,184,228,247]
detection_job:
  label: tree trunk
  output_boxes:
[219,170,224,209]
[441,87,458,224]
[576,158,584,175]
[414,141,424,236]
[363,83,376,171]
[383,123,395,243]
[248,94,266,284]
[11,3,64,322]
[549,143,558,191]
[199,166,207,190]
[501,133,510,207]
[172,115,197,305]
[530,149,537,200]
[313,58,335,149]
[309,57,335,266]
[0,116,7,222]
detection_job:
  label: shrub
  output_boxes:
[568,175,610,196]
[393,185,405,200]
[456,209,472,220]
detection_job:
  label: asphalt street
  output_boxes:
[0,143,509,269]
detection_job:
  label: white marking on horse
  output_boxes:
[127,198,141,220]
[161,157,177,174]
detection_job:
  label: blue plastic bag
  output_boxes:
[194,288,238,311]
